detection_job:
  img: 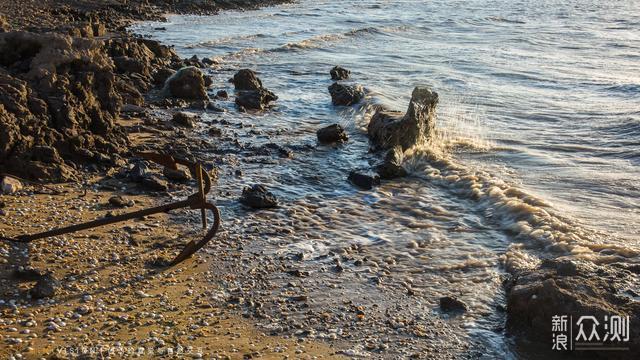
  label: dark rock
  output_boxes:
[113,56,147,75]
[328,83,364,106]
[141,175,168,192]
[12,267,43,281]
[129,161,151,182]
[348,170,380,190]
[317,124,348,143]
[232,69,263,91]
[109,195,134,208]
[368,86,438,150]
[376,146,408,179]
[232,69,277,110]
[208,127,222,137]
[240,184,278,209]
[330,65,350,80]
[439,296,468,313]
[235,89,277,110]
[206,102,225,112]
[202,57,217,66]
[216,90,229,99]
[30,273,58,299]
[172,112,197,128]
[165,66,208,100]
[163,167,191,182]
[153,68,176,86]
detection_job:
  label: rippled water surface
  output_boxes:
[132,0,640,356]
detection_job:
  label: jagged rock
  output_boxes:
[165,66,208,100]
[376,146,407,179]
[317,124,348,143]
[1,176,23,194]
[206,102,225,112]
[30,273,58,299]
[0,31,128,181]
[330,66,350,80]
[348,170,380,190]
[328,83,364,106]
[439,296,468,313]
[368,86,438,150]
[172,112,197,128]
[114,56,147,75]
[232,69,277,110]
[163,167,191,182]
[240,184,278,209]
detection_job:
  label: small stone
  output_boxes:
[239,184,278,209]
[109,195,134,208]
[330,66,350,80]
[216,90,229,99]
[317,124,348,144]
[163,167,192,182]
[30,274,58,299]
[172,112,197,128]
[1,176,23,194]
[141,176,169,192]
[439,296,468,313]
[348,170,380,190]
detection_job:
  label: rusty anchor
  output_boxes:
[0,152,220,266]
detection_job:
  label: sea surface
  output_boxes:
[132,0,640,357]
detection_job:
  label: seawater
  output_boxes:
[132,0,640,356]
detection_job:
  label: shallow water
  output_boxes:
[132,0,640,356]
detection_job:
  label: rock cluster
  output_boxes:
[0,31,181,181]
[232,69,277,110]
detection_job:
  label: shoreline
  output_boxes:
[0,0,345,358]
[2,0,640,359]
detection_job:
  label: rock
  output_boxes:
[206,102,225,112]
[141,175,168,192]
[317,124,348,143]
[0,31,129,181]
[439,296,468,313]
[348,170,380,190]
[368,86,438,150]
[330,66,350,80]
[163,167,192,182]
[216,90,229,99]
[0,15,11,32]
[129,161,151,182]
[232,69,263,91]
[208,127,222,137]
[12,267,43,281]
[153,68,176,86]
[240,184,278,209]
[109,195,134,208]
[113,56,147,75]
[1,176,22,194]
[328,83,364,106]
[235,89,278,111]
[172,112,197,128]
[376,146,407,179]
[232,69,277,110]
[505,260,640,353]
[165,66,208,100]
[30,273,58,299]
